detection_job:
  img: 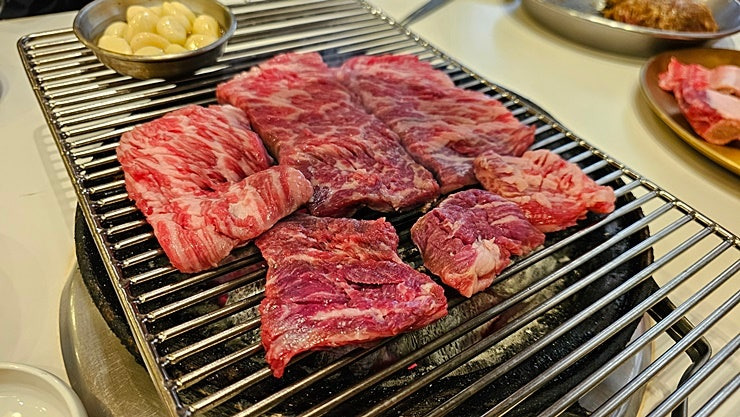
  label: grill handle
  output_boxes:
[648,297,712,417]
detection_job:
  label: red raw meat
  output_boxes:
[410,189,545,298]
[256,213,448,377]
[474,149,615,233]
[658,57,740,145]
[117,104,313,273]
[337,55,535,193]
[216,52,439,217]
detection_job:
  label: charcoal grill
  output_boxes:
[17,1,739,416]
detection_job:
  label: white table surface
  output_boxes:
[0,0,737,407]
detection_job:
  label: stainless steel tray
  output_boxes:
[522,0,740,56]
[18,1,740,416]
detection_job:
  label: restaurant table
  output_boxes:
[0,0,737,414]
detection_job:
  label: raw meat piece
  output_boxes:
[658,58,740,145]
[706,65,740,96]
[144,213,238,275]
[117,104,313,273]
[216,52,439,217]
[200,166,314,241]
[256,213,448,377]
[118,104,272,213]
[659,58,740,94]
[474,149,615,233]
[337,54,536,193]
[410,189,545,298]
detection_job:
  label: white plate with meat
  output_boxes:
[640,48,740,176]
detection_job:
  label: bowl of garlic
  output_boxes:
[73,0,236,79]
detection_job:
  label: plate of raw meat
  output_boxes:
[640,48,740,175]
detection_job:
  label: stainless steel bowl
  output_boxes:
[73,0,236,79]
[522,0,740,56]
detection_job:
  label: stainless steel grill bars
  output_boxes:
[491,249,737,417]
[425,227,717,417]
[646,335,739,417]
[18,1,739,416]
[693,372,740,417]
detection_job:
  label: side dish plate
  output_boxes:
[640,48,740,176]
[522,0,740,56]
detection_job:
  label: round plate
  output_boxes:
[0,362,87,417]
[640,48,740,176]
[522,0,740,56]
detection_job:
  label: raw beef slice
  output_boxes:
[216,52,439,217]
[474,149,616,233]
[256,213,448,377]
[411,189,545,298]
[658,57,740,145]
[117,104,313,273]
[337,54,536,193]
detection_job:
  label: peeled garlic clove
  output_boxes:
[130,32,170,52]
[171,11,192,32]
[97,35,132,54]
[126,5,148,22]
[162,2,193,31]
[185,34,217,50]
[103,21,128,38]
[148,5,163,16]
[168,1,196,23]
[134,46,165,56]
[156,15,187,45]
[192,15,220,38]
[126,10,158,41]
[164,43,188,54]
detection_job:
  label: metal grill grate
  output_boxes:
[18,1,739,416]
